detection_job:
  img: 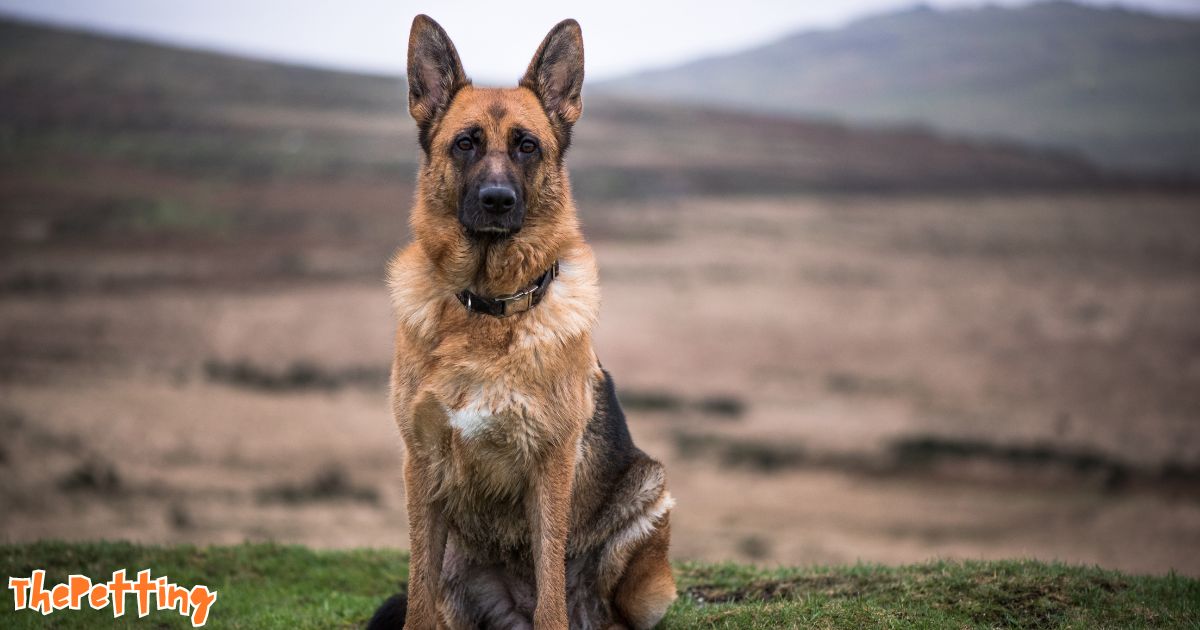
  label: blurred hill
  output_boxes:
[599,1,1200,175]
[0,14,1158,285]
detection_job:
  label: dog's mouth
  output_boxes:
[465,225,519,240]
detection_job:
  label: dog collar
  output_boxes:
[456,261,559,318]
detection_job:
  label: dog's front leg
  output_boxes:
[404,454,448,630]
[528,435,579,630]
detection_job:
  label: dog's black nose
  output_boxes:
[479,186,517,214]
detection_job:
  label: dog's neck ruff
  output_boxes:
[457,261,559,318]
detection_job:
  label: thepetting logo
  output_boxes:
[8,569,218,627]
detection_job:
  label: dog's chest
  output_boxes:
[425,381,562,553]
[438,375,551,452]
[414,374,562,496]
[444,385,533,441]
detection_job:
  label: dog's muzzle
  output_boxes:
[459,182,525,236]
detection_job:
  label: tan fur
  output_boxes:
[388,15,675,630]
[614,515,677,630]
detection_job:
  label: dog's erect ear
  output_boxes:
[407,15,469,151]
[520,19,584,152]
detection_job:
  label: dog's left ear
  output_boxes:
[520,19,584,152]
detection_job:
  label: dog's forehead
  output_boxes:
[441,86,554,143]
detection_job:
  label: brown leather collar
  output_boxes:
[456,261,559,318]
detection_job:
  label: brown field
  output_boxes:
[4,190,1199,575]
[2,18,1199,577]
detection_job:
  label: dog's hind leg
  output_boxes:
[612,513,676,630]
[583,450,676,629]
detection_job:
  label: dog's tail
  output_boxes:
[365,593,407,629]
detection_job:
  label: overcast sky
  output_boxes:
[1,0,1197,82]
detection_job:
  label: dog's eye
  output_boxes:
[455,137,474,151]
[519,139,537,154]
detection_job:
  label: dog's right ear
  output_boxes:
[407,15,469,152]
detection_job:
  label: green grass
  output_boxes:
[1,542,1196,629]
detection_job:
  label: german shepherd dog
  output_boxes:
[367,15,676,630]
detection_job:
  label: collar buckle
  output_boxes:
[498,285,536,317]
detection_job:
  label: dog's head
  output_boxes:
[407,15,584,241]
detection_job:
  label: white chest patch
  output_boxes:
[445,387,535,439]
[447,398,494,438]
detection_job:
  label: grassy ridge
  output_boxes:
[1,542,1196,628]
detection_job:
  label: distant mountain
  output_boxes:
[0,13,1122,223]
[599,1,1200,174]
